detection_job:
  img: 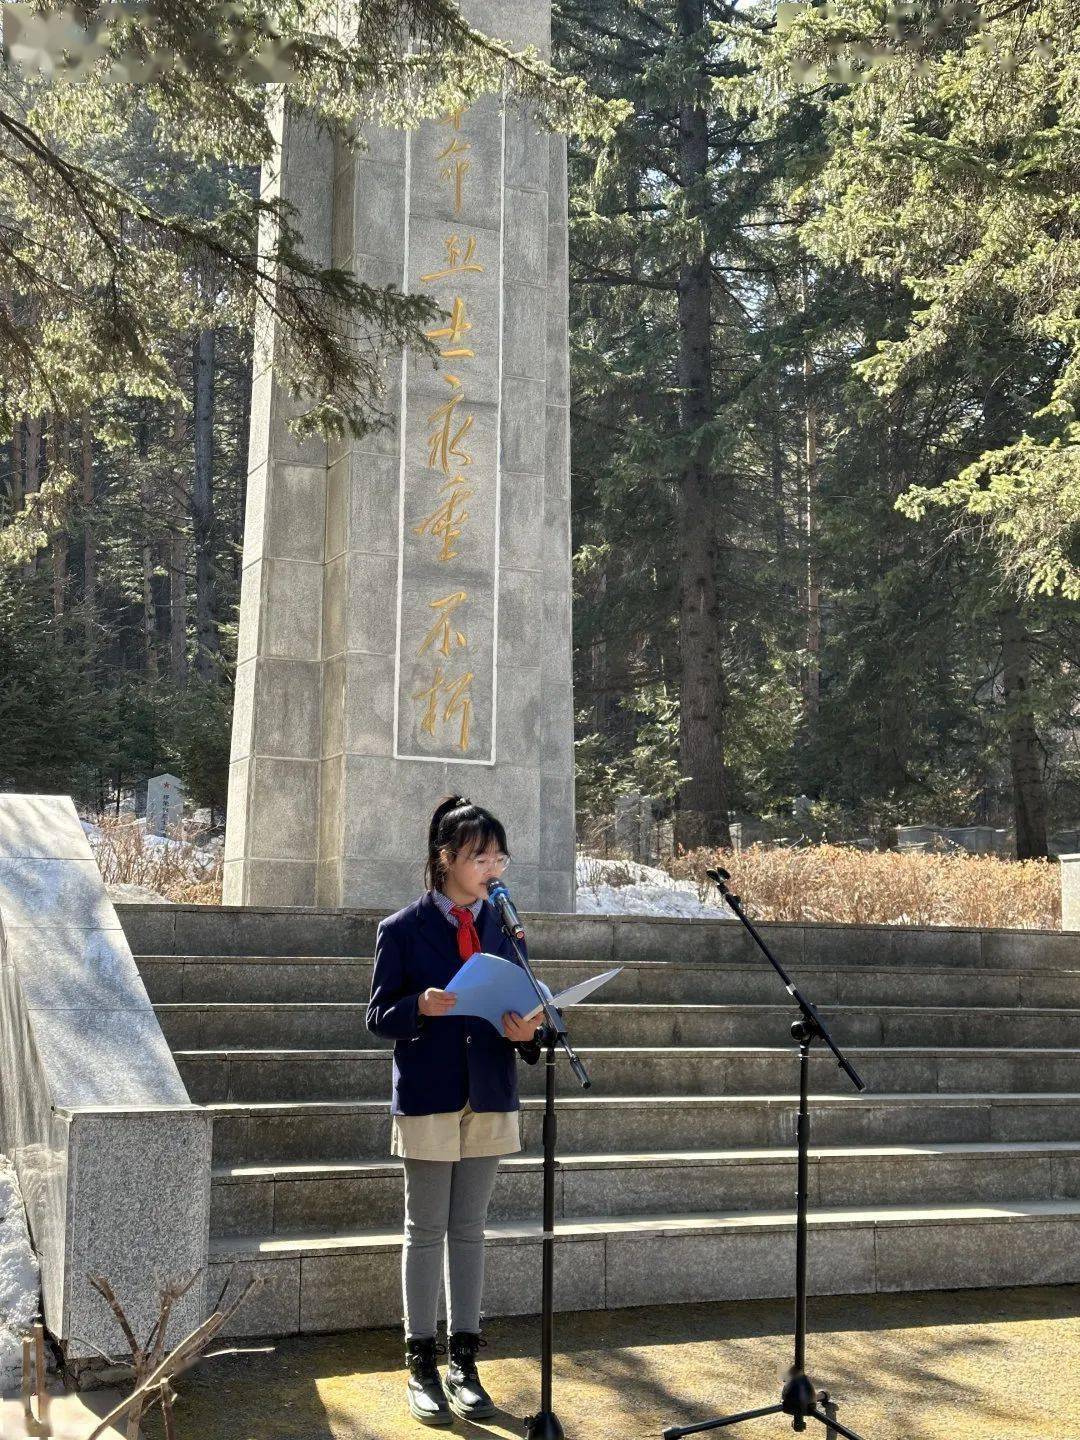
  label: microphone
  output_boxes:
[486,877,526,942]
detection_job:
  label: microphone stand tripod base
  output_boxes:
[524,1410,565,1440]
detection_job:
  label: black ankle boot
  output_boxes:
[445,1330,496,1421]
[404,1336,452,1426]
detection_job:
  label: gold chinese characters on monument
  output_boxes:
[406,107,491,756]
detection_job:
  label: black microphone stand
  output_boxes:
[662,868,869,1440]
[491,900,591,1440]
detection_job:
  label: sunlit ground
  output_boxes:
[142,1286,1080,1440]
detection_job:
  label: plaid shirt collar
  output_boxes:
[431,887,483,928]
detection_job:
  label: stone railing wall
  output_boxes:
[0,795,211,1360]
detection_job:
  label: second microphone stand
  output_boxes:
[662,868,869,1440]
[493,907,591,1440]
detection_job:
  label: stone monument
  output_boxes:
[225,0,575,912]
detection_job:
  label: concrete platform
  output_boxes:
[138,1286,1080,1440]
[204,1199,1080,1337]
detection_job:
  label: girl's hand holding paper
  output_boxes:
[502,1010,540,1043]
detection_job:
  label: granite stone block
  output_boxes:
[874,1213,1080,1291]
[262,558,323,661]
[4,925,152,1013]
[236,559,263,665]
[499,568,544,663]
[224,759,250,863]
[0,796,94,860]
[495,666,542,767]
[344,651,397,756]
[0,859,116,933]
[345,551,399,656]
[319,753,344,860]
[345,451,401,557]
[322,553,346,661]
[505,105,549,192]
[62,1108,211,1358]
[467,0,550,52]
[500,377,546,475]
[504,283,548,383]
[247,758,319,862]
[240,859,319,909]
[264,463,327,564]
[321,653,345,761]
[499,471,545,571]
[538,868,575,914]
[251,658,322,760]
[300,1247,401,1331]
[539,774,575,872]
[210,1256,302,1338]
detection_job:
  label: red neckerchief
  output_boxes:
[449,904,482,962]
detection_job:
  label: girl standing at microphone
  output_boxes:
[366,794,541,1427]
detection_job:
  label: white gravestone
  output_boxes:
[146,773,184,838]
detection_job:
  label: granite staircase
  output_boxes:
[117,905,1080,1338]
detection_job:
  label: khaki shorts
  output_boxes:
[391,1103,522,1161]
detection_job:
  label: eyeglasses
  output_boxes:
[466,852,510,873]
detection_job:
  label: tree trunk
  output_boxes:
[170,400,189,681]
[800,258,820,714]
[81,413,96,657]
[589,569,611,733]
[998,601,1048,859]
[771,369,787,592]
[673,0,730,852]
[47,416,67,621]
[192,326,217,679]
[11,414,24,515]
[141,470,158,678]
[24,414,41,576]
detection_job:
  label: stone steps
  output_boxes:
[175,1045,1080,1103]
[206,1092,1080,1166]
[154,999,1080,1049]
[117,904,1080,971]
[209,1140,1080,1238]
[205,1197,1080,1337]
[115,910,1080,1339]
[136,955,1080,1008]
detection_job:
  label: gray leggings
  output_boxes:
[402,1156,501,1339]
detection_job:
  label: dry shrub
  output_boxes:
[87,813,224,905]
[668,843,1061,930]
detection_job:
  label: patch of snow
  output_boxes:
[0,1156,40,1395]
[105,883,172,905]
[574,855,732,919]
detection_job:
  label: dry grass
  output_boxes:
[668,843,1061,930]
[87,813,224,905]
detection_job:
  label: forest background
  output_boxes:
[3,0,1080,864]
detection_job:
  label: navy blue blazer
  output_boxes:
[366,890,541,1116]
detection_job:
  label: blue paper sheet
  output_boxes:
[444,952,553,1034]
[445,953,624,1035]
